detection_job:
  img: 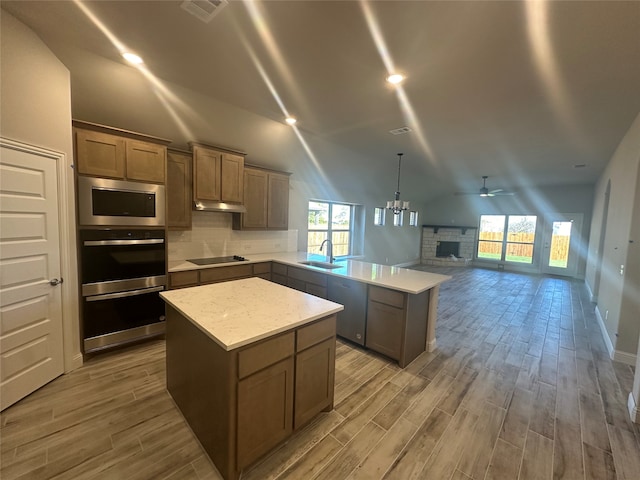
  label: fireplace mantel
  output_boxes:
[422,224,477,234]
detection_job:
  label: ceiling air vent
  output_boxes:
[181,0,229,23]
[389,126,412,135]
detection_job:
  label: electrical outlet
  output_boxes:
[620,264,624,276]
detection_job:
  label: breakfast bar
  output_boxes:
[160,277,343,480]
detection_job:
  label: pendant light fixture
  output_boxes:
[386,153,410,215]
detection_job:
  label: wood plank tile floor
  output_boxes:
[2,267,639,479]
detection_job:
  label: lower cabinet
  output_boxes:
[168,262,272,289]
[366,300,404,361]
[365,285,430,367]
[237,357,294,469]
[166,307,336,480]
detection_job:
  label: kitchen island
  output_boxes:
[160,278,343,480]
[168,253,451,366]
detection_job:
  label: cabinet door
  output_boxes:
[125,140,166,183]
[167,151,192,229]
[267,173,289,230]
[220,153,244,203]
[294,338,335,429]
[327,277,367,345]
[237,357,294,469]
[242,168,268,228]
[75,129,126,178]
[366,301,404,361]
[193,146,221,201]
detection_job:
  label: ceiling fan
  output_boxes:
[455,176,515,197]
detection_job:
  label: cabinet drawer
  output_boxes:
[297,315,336,352]
[305,284,327,299]
[253,262,271,275]
[288,266,327,288]
[238,332,295,379]
[271,273,287,286]
[368,285,405,308]
[199,264,253,284]
[169,271,199,289]
[272,262,287,276]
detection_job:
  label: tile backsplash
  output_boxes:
[167,211,298,262]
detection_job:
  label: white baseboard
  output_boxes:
[427,338,437,352]
[629,393,639,424]
[594,306,637,366]
[613,350,637,366]
[585,280,597,303]
[595,306,615,357]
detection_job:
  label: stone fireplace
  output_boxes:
[421,225,477,267]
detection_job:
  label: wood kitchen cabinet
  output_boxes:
[327,276,367,346]
[232,166,290,231]
[366,285,430,367]
[236,333,295,469]
[166,300,336,480]
[168,262,271,289]
[273,263,328,299]
[167,148,192,229]
[73,121,168,183]
[192,144,244,204]
[294,316,336,428]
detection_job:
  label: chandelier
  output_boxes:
[386,153,410,215]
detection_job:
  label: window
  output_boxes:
[478,214,537,264]
[409,211,419,227]
[308,201,353,257]
[373,207,386,226]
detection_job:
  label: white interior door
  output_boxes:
[0,144,64,410]
[541,213,583,277]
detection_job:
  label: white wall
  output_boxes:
[586,113,640,359]
[0,9,81,371]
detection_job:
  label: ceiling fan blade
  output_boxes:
[494,191,516,196]
[454,191,479,196]
[489,188,503,194]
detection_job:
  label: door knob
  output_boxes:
[49,278,63,286]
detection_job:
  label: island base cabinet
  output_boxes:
[295,338,335,429]
[237,358,294,469]
[166,305,337,480]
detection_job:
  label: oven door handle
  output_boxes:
[85,286,165,302]
[84,239,165,246]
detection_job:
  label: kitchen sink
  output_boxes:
[299,260,343,270]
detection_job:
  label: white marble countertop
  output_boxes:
[160,277,344,351]
[168,252,451,295]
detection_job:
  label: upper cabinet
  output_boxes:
[167,148,192,230]
[233,166,290,231]
[192,144,244,204]
[73,120,169,184]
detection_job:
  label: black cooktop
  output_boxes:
[187,255,247,266]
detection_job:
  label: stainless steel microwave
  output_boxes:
[78,176,165,227]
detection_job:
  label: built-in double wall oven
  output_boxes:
[80,228,167,353]
[78,176,167,353]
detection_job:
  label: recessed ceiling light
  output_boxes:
[285,117,297,125]
[573,163,587,168]
[122,52,144,64]
[386,73,405,85]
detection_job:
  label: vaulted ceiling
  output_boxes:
[3,0,640,197]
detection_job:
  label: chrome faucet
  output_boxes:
[320,239,333,263]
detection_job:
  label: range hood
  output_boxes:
[194,200,247,213]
